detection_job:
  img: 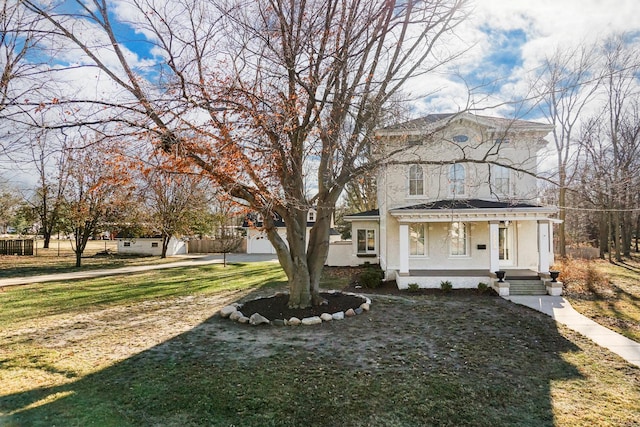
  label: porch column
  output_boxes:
[489,220,500,273]
[399,224,409,275]
[538,220,550,273]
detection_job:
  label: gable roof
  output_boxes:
[379,112,553,135]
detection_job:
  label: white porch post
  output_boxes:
[489,220,500,273]
[538,220,550,273]
[399,224,409,275]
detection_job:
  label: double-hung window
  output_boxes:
[493,165,511,195]
[449,164,465,196]
[357,229,376,254]
[450,222,467,256]
[409,224,427,256]
[408,165,424,196]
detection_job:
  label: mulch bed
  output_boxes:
[239,292,366,321]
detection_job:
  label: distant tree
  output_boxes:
[0,182,22,233]
[532,44,601,257]
[60,139,135,267]
[210,198,244,266]
[139,153,212,258]
[23,132,71,248]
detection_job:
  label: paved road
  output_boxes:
[506,295,640,368]
[0,253,279,288]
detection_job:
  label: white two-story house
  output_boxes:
[344,112,560,294]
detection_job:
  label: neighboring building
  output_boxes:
[117,235,187,256]
[344,112,560,295]
[243,208,341,254]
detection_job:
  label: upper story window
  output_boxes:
[452,134,469,143]
[408,165,424,196]
[449,164,465,196]
[308,211,316,222]
[493,165,511,195]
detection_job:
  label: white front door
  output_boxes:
[498,223,514,267]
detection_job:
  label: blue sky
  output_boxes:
[3,0,640,188]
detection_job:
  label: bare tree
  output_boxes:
[21,131,70,248]
[600,36,640,261]
[22,0,469,308]
[0,0,48,156]
[532,44,601,257]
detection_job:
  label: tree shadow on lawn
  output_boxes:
[1,292,586,426]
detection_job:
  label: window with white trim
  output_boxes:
[408,165,424,196]
[410,223,427,256]
[357,229,376,254]
[493,165,511,195]
[449,164,465,196]
[450,222,467,256]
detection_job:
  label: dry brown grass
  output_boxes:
[555,255,640,342]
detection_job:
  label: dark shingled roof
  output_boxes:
[392,199,541,211]
[343,209,380,218]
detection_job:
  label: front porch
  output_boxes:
[394,268,561,296]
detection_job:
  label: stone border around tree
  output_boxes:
[219,290,372,326]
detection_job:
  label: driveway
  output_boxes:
[0,253,279,288]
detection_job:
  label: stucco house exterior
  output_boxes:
[117,236,187,256]
[344,112,561,296]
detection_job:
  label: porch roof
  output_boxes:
[390,199,557,223]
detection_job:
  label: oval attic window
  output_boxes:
[452,134,468,143]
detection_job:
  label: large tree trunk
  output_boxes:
[307,204,336,304]
[161,234,170,258]
[264,208,317,309]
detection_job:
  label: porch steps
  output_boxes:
[508,279,547,296]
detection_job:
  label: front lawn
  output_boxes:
[0,240,176,279]
[1,262,639,426]
[557,255,640,343]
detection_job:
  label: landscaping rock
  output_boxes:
[332,311,345,320]
[249,313,270,325]
[288,317,302,326]
[345,308,356,317]
[229,310,243,321]
[355,307,363,315]
[320,313,333,322]
[301,316,322,325]
[238,316,250,324]
[360,302,370,311]
[220,305,237,318]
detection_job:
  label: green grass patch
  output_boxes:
[0,263,286,328]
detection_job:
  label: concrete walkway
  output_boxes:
[505,295,640,368]
[0,253,278,288]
